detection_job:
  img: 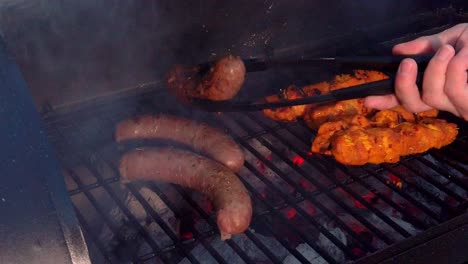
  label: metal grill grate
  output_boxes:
[42,12,468,264]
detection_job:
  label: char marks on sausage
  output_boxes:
[115,114,245,172]
[119,147,253,240]
[166,55,246,102]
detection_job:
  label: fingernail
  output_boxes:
[398,59,413,75]
[435,45,452,60]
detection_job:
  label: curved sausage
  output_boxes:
[167,55,246,102]
[119,147,253,240]
[115,114,245,172]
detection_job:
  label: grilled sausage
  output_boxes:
[115,114,245,172]
[119,147,253,240]
[167,55,246,102]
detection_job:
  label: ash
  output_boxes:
[283,223,347,264]
[99,186,178,262]
[242,137,297,194]
[178,230,289,264]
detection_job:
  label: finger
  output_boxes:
[444,47,468,120]
[393,36,440,55]
[393,23,468,55]
[420,44,456,111]
[394,58,433,113]
[364,94,399,110]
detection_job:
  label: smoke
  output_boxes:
[0,0,448,110]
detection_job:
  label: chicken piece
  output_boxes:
[302,81,330,96]
[330,127,404,165]
[304,70,390,129]
[372,106,439,128]
[330,70,389,91]
[312,120,349,154]
[262,70,389,124]
[328,118,458,165]
[262,85,307,122]
[311,115,371,154]
[304,99,369,129]
[397,118,458,155]
[416,109,439,119]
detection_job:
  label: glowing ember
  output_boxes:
[386,173,403,189]
[354,192,378,209]
[256,154,273,175]
[307,152,313,156]
[298,178,313,190]
[181,232,193,240]
[352,248,364,257]
[350,224,366,234]
[303,203,317,216]
[256,160,267,174]
[292,155,305,166]
[286,208,297,219]
[202,198,213,213]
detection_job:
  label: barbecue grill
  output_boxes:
[1,1,468,264]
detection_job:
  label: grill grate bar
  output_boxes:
[140,94,355,261]
[170,185,257,264]
[231,113,395,245]
[277,121,437,230]
[53,122,182,263]
[246,113,417,238]
[222,114,376,253]
[145,182,227,263]
[382,165,453,210]
[66,168,143,262]
[103,112,284,264]
[82,161,176,263]
[222,117,381,252]
[73,205,115,263]
[275,121,431,230]
[294,121,444,223]
[68,176,120,196]
[363,167,443,223]
[240,161,342,264]
[414,157,468,192]
[399,161,466,202]
[430,149,468,177]
[118,180,199,263]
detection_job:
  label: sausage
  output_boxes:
[115,114,245,172]
[166,55,246,102]
[119,147,253,240]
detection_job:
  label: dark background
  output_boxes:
[0,0,461,109]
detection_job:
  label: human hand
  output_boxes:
[364,23,468,120]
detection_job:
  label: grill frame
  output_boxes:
[42,9,468,264]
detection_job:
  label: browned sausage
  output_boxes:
[115,114,245,172]
[167,55,246,102]
[119,147,253,240]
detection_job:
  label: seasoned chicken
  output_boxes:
[262,70,389,124]
[311,115,371,154]
[262,85,308,122]
[261,69,457,166]
[372,106,439,128]
[328,118,458,165]
[329,70,389,91]
[304,98,369,129]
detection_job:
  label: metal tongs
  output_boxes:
[190,55,433,112]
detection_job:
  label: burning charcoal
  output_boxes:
[111,221,143,263]
[317,224,347,263]
[283,243,328,264]
[178,232,288,264]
